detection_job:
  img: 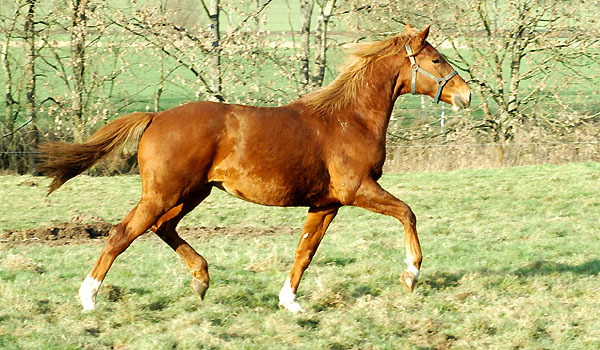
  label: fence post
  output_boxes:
[441,104,445,134]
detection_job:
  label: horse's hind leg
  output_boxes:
[151,187,212,301]
[79,196,172,312]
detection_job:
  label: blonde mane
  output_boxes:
[301,33,418,115]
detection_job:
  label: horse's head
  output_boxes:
[399,24,471,110]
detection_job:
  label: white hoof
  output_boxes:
[405,260,420,281]
[402,257,421,292]
[80,298,96,312]
[280,300,306,314]
[79,274,101,312]
[279,277,306,314]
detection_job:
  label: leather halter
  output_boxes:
[405,44,457,104]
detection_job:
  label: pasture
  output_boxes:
[1,162,600,349]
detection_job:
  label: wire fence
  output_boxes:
[0,151,39,154]
[384,140,600,172]
[387,140,600,149]
[3,140,599,174]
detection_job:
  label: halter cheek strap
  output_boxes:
[405,44,458,104]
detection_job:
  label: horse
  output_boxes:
[37,24,471,313]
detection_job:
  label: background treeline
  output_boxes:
[1,0,599,173]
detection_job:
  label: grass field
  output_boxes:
[1,162,600,349]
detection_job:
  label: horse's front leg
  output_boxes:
[351,179,422,292]
[279,206,339,313]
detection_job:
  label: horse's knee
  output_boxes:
[104,224,132,256]
[397,203,417,226]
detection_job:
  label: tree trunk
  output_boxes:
[311,0,335,88]
[300,0,314,89]
[506,32,525,123]
[1,16,17,133]
[155,0,166,111]
[255,0,261,30]
[24,0,38,172]
[208,0,223,101]
[71,0,88,142]
[1,17,18,171]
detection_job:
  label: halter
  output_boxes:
[405,44,457,104]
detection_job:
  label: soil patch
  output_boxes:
[1,216,298,248]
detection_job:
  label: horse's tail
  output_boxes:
[37,112,155,195]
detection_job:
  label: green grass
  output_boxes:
[1,162,600,349]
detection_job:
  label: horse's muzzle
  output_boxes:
[452,91,471,110]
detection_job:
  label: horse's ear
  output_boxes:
[414,25,431,48]
[406,23,413,32]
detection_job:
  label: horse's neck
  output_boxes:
[342,67,399,139]
[295,58,402,139]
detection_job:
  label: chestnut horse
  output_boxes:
[38,25,471,313]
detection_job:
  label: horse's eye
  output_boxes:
[432,59,440,64]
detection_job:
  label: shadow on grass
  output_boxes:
[513,259,600,277]
[420,259,600,291]
[317,257,357,267]
[420,271,464,290]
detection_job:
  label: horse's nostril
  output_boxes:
[452,93,470,109]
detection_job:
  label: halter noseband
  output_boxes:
[405,44,457,104]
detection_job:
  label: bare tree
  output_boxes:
[0,1,21,170]
[201,0,223,101]
[0,0,39,171]
[254,0,262,30]
[344,0,599,153]
[439,0,600,159]
[22,0,38,170]
[154,0,167,112]
[297,0,337,89]
[0,2,21,135]
[108,0,279,105]
[70,0,89,142]
[310,0,336,88]
[299,0,314,89]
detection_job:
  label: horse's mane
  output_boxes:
[301,32,419,115]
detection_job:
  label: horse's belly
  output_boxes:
[210,167,332,207]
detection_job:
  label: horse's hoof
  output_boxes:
[81,302,96,313]
[279,300,306,314]
[191,278,209,301]
[401,270,418,293]
[79,274,101,312]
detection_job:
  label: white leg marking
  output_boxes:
[405,251,420,281]
[278,277,305,314]
[405,260,420,280]
[79,274,102,312]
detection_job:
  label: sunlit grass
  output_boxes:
[1,162,600,349]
